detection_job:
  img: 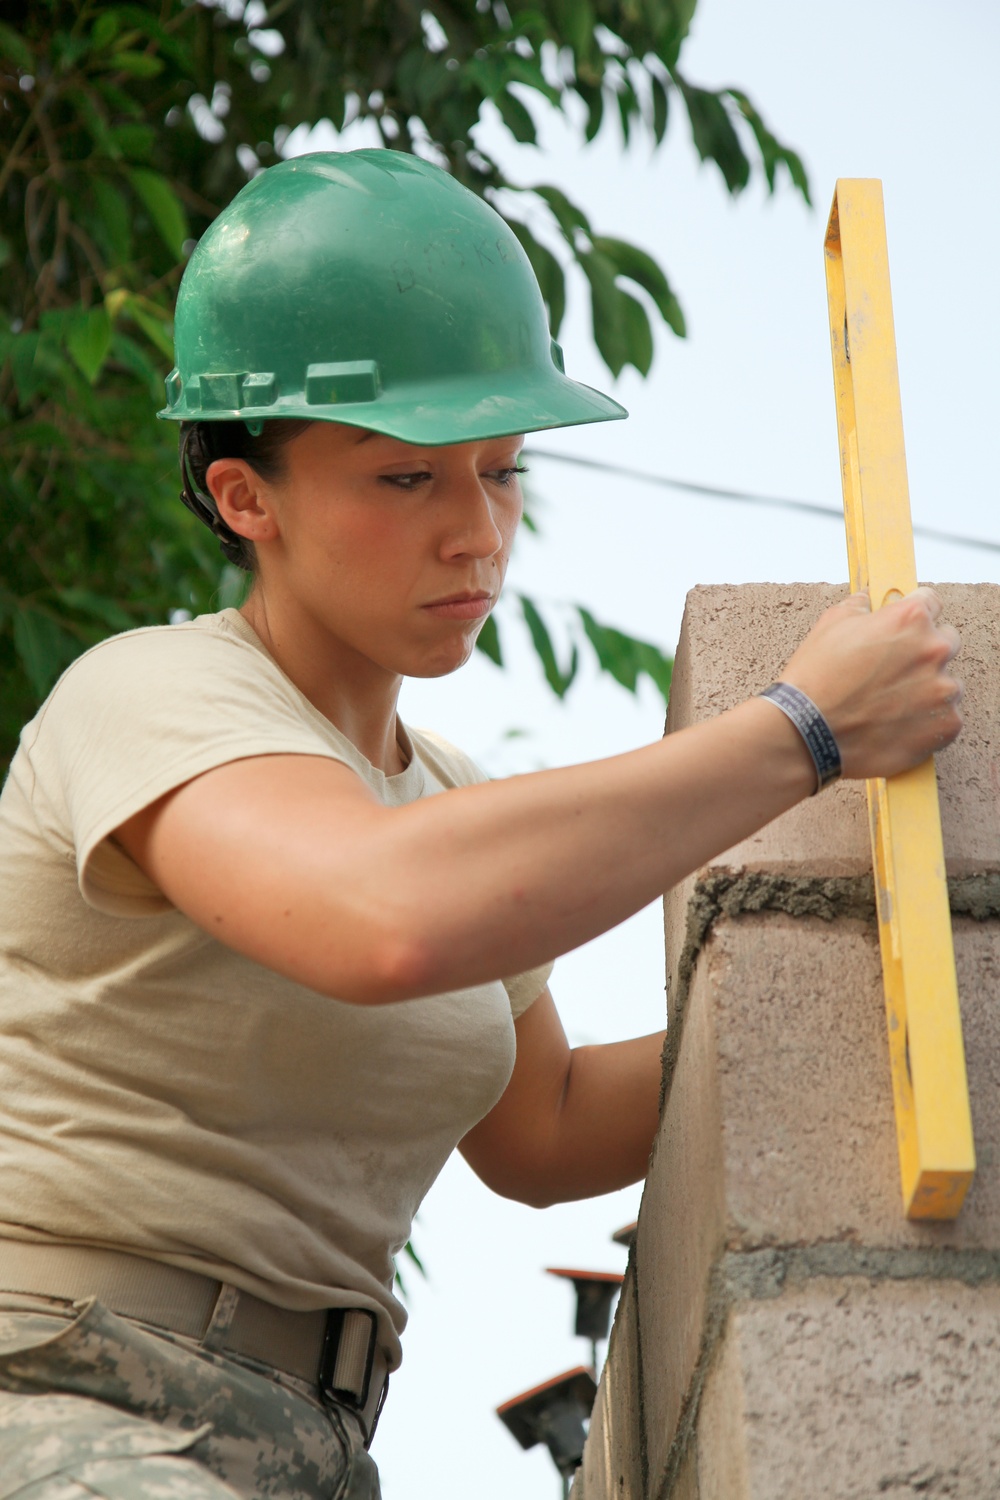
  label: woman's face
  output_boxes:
[213,421,525,680]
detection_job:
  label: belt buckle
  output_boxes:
[320,1307,378,1411]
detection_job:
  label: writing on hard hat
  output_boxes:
[159,149,627,445]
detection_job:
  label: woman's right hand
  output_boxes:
[779,586,963,780]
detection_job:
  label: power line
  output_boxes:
[523,447,1000,557]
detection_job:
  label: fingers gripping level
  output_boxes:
[824,180,974,1219]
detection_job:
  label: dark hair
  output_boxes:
[178,419,313,571]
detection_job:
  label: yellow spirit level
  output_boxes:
[824,179,975,1219]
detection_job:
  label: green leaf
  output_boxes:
[396,45,454,112]
[495,87,537,145]
[108,49,164,78]
[0,22,34,72]
[91,177,132,262]
[67,306,113,383]
[616,77,639,145]
[577,80,604,143]
[109,330,164,400]
[783,147,810,204]
[619,289,653,376]
[37,310,74,339]
[677,79,750,195]
[401,1237,426,1277]
[576,607,673,701]
[91,12,121,51]
[727,88,812,206]
[51,32,90,70]
[650,73,669,144]
[519,596,578,698]
[501,52,561,107]
[533,184,592,244]
[394,1235,428,1296]
[507,218,566,336]
[12,607,79,699]
[9,332,70,405]
[475,612,503,666]
[577,248,628,377]
[64,85,116,155]
[111,123,155,162]
[56,589,134,632]
[128,169,189,259]
[591,235,686,337]
[552,0,595,60]
[122,297,175,361]
[460,54,498,102]
[100,5,191,70]
[439,93,481,145]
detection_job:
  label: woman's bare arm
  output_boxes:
[460,989,663,1207]
[116,589,961,1004]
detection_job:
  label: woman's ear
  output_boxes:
[206,458,280,547]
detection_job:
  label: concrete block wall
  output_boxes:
[574,584,1000,1500]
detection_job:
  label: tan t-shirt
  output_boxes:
[0,609,551,1371]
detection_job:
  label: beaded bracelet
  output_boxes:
[757,681,842,795]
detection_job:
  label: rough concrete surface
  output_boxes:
[662,583,1000,1021]
[576,1269,644,1500]
[706,912,1000,1251]
[697,1279,1000,1498]
[718,1244,1000,1301]
[636,950,726,1497]
[693,1322,751,1500]
[669,1444,700,1500]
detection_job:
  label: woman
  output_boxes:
[0,150,961,1500]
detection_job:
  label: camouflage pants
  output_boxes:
[0,1293,382,1499]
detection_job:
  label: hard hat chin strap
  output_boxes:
[179,425,254,573]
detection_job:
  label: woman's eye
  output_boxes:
[487,464,528,488]
[380,472,432,491]
[379,463,527,491]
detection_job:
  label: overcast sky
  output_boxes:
[290,3,1000,1495]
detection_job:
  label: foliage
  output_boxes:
[508,597,671,703]
[0,0,809,762]
[394,1233,427,1296]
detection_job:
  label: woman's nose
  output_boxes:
[440,487,506,560]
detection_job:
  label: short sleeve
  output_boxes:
[29,619,354,917]
[407,726,556,1021]
[503,962,554,1020]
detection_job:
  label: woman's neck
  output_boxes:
[238,592,407,776]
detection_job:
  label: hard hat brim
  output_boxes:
[158,367,627,446]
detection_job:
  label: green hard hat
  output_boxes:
[159,149,627,445]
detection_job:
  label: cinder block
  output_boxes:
[696,1278,1000,1499]
[663,583,1000,1021]
[669,1443,700,1500]
[707,913,1000,1251]
[694,1322,750,1500]
[664,583,870,869]
[637,952,726,1496]
[576,1268,644,1500]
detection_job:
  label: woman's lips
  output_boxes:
[422,592,494,621]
